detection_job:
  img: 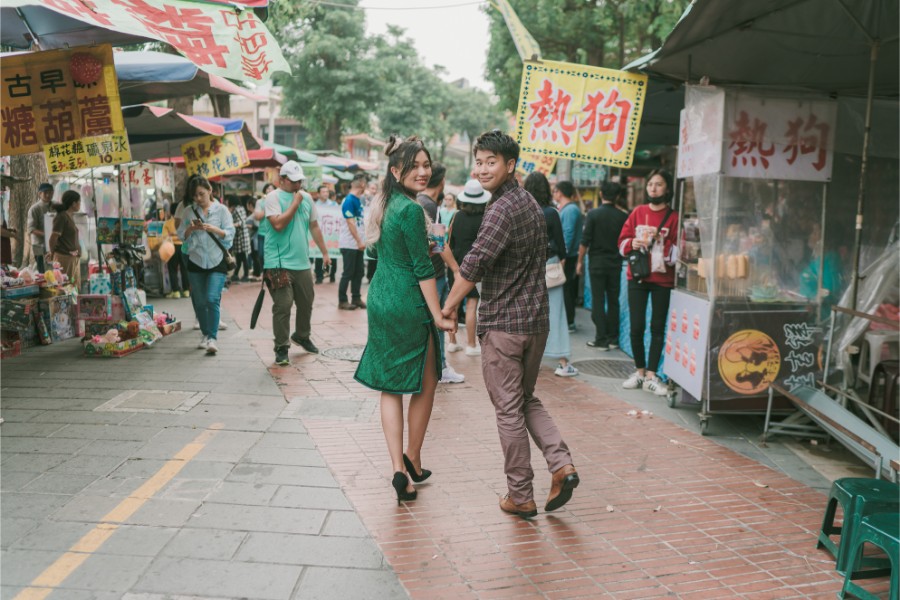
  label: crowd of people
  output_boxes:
[13,128,681,520]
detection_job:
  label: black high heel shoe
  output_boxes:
[391,472,417,505]
[402,453,432,483]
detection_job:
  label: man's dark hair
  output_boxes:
[473,130,519,163]
[318,185,329,194]
[555,181,575,199]
[427,162,446,189]
[351,172,368,186]
[600,181,622,202]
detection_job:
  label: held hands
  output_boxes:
[434,314,457,333]
[439,304,459,334]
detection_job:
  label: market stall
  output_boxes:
[667,85,837,432]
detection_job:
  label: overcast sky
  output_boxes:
[358,0,492,92]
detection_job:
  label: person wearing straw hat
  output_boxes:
[447,179,490,356]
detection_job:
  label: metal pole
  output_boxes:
[849,41,879,310]
[816,183,827,317]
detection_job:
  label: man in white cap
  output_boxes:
[264,161,331,366]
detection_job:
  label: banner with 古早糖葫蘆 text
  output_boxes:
[515,60,647,168]
[1,44,126,160]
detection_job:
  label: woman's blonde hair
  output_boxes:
[365,135,432,245]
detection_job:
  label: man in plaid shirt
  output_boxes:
[443,131,580,519]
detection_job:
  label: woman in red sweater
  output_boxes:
[617,169,679,395]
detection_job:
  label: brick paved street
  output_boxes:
[0,278,889,599]
[223,280,890,599]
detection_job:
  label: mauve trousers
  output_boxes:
[481,330,572,504]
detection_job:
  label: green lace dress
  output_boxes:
[354,193,441,394]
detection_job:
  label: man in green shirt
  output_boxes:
[264,161,331,365]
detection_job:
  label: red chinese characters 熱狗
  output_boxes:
[728,110,775,168]
[527,79,634,153]
[783,114,829,171]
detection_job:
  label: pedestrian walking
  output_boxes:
[439,192,458,230]
[618,169,679,395]
[227,196,252,283]
[578,181,628,350]
[353,136,456,505]
[243,197,261,278]
[443,130,580,519]
[163,207,190,298]
[263,161,331,366]
[416,163,465,384]
[338,173,368,310]
[177,176,235,355]
[27,183,53,272]
[525,172,577,378]
[553,181,583,332]
[313,185,338,284]
[446,179,489,356]
[48,190,82,288]
[363,179,379,282]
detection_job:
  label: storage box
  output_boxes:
[38,294,77,343]
[158,320,181,336]
[89,273,112,295]
[1,284,40,299]
[77,295,113,321]
[1,339,21,359]
[1,299,36,329]
[83,337,143,357]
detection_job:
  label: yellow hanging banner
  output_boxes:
[493,0,542,61]
[514,60,648,168]
[181,133,250,178]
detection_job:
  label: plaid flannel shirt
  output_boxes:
[459,178,549,336]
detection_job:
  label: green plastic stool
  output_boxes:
[816,478,900,574]
[840,512,899,600]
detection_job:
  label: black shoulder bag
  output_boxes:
[192,205,237,269]
[627,206,674,283]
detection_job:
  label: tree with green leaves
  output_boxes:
[271,0,382,150]
[484,0,688,113]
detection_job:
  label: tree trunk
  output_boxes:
[324,122,342,152]
[9,153,48,267]
[210,94,231,118]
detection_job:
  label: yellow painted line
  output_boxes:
[13,424,224,600]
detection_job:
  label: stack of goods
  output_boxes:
[155,312,181,336]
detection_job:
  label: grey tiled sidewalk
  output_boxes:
[0,299,407,600]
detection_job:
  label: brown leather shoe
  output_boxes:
[499,494,537,519]
[545,464,580,512]
[352,298,367,309]
[338,302,358,310]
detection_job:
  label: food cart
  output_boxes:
[667,85,834,433]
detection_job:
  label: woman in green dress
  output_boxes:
[354,136,456,505]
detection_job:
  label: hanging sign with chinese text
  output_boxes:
[3,0,290,84]
[44,133,131,174]
[181,133,250,178]
[515,152,557,179]
[1,44,125,158]
[677,86,725,179]
[515,60,647,168]
[724,94,837,181]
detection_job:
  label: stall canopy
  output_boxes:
[123,105,260,162]
[316,155,380,172]
[1,0,268,50]
[115,51,267,106]
[150,147,287,169]
[625,0,899,308]
[624,0,899,98]
[264,143,319,165]
[2,0,286,83]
